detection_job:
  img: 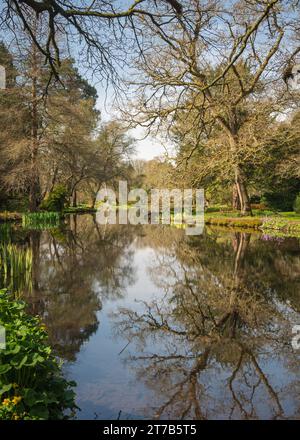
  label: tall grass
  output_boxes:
[0,244,32,296]
[22,212,59,230]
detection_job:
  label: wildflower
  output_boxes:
[2,398,10,406]
[12,396,22,405]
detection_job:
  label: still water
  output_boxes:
[0,215,300,419]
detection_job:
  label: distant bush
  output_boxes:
[262,179,300,212]
[261,193,295,212]
[294,194,300,214]
[40,185,68,212]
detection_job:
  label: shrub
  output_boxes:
[40,185,68,212]
[0,290,77,420]
[294,194,300,214]
[262,184,300,212]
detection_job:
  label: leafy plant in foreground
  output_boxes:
[0,289,77,420]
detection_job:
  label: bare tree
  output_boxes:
[1,0,184,82]
[120,0,300,214]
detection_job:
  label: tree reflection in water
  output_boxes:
[112,228,300,419]
[1,215,137,361]
[1,219,300,418]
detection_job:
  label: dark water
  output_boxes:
[1,215,300,420]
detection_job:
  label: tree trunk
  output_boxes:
[92,193,97,209]
[235,166,252,216]
[92,182,102,208]
[72,189,77,208]
[232,184,240,210]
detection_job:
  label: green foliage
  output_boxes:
[22,212,60,230]
[0,290,77,420]
[293,194,300,214]
[40,185,69,212]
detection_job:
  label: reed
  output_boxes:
[22,212,60,230]
[0,244,32,296]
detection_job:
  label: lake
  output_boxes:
[0,215,299,419]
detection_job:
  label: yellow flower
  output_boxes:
[12,396,22,405]
[2,398,11,406]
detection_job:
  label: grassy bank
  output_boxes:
[1,207,300,237]
[204,211,300,236]
[63,207,97,214]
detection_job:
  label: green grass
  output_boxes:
[276,211,300,219]
[205,216,262,229]
[204,207,300,236]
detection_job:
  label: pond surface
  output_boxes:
[0,215,300,419]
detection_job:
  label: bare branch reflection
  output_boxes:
[112,230,300,419]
